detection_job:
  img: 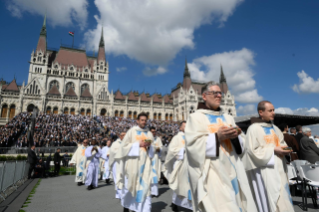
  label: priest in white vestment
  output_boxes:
[85,140,102,190]
[115,112,155,212]
[101,139,111,184]
[149,126,163,197]
[185,82,257,212]
[242,101,294,212]
[164,121,193,211]
[109,132,126,199]
[70,139,88,186]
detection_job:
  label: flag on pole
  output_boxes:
[69,31,74,37]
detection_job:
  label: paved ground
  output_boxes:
[24,175,318,212]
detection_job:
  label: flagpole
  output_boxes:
[72,35,74,48]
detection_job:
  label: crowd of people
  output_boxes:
[4,113,179,150]
[0,112,28,148]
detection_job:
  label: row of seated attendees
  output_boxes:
[3,113,179,149]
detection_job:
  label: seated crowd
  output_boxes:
[7,113,179,149]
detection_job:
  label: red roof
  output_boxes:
[152,94,162,103]
[65,87,77,97]
[36,36,46,54]
[3,79,19,92]
[128,91,139,101]
[140,93,150,102]
[191,83,205,94]
[97,47,105,63]
[81,88,92,98]
[54,47,89,71]
[163,95,173,104]
[47,85,60,95]
[114,90,125,100]
[88,58,96,69]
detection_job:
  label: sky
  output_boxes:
[1,0,319,133]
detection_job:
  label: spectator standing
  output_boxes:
[300,128,319,164]
[279,123,299,162]
[54,148,62,176]
[27,144,37,179]
[63,151,69,167]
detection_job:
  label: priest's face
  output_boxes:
[260,103,275,121]
[202,85,222,110]
[137,116,147,129]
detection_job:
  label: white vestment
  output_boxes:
[115,126,155,212]
[150,136,163,196]
[109,138,124,199]
[70,145,87,183]
[185,108,257,212]
[85,146,102,187]
[163,131,192,210]
[242,122,294,212]
[101,146,110,180]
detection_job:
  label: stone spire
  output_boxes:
[183,58,191,78]
[219,65,228,94]
[36,14,47,53]
[40,13,47,37]
[97,27,106,63]
[220,65,226,83]
[182,58,192,90]
[99,27,105,47]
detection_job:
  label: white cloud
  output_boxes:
[276,107,319,116]
[84,0,243,66]
[188,48,263,103]
[6,0,88,29]
[143,66,167,76]
[237,104,256,115]
[116,67,127,72]
[292,70,319,93]
[275,107,294,115]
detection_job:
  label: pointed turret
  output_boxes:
[219,65,228,94]
[183,58,191,78]
[182,58,192,90]
[97,27,106,65]
[36,14,47,54]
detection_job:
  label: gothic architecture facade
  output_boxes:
[0,16,236,123]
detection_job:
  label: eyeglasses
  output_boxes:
[205,91,222,96]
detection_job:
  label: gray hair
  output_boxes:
[201,81,220,94]
[302,127,311,133]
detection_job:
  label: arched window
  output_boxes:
[120,111,124,118]
[27,104,35,113]
[146,112,149,119]
[49,80,59,90]
[133,112,137,120]
[115,110,119,117]
[158,113,162,120]
[64,107,69,114]
[86,109,91,116]
[100,109,106,116]
[46,106,51,114]
[80,108,85,116]
[9,105,15,119]
[70,108,75,115]
[81,84,89,95]
[53,107,58,114]
[66,82,75,92]
[170,114,173,121]
[1,104,8,118]
[165,113,168,121]
[153,113,157,120]
[128,111,132,119]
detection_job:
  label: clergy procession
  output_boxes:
[69,82,298,212]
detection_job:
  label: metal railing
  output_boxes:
[0,147,77,154]
[0,161,29,200]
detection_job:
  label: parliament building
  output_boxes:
[0,16,236,122]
